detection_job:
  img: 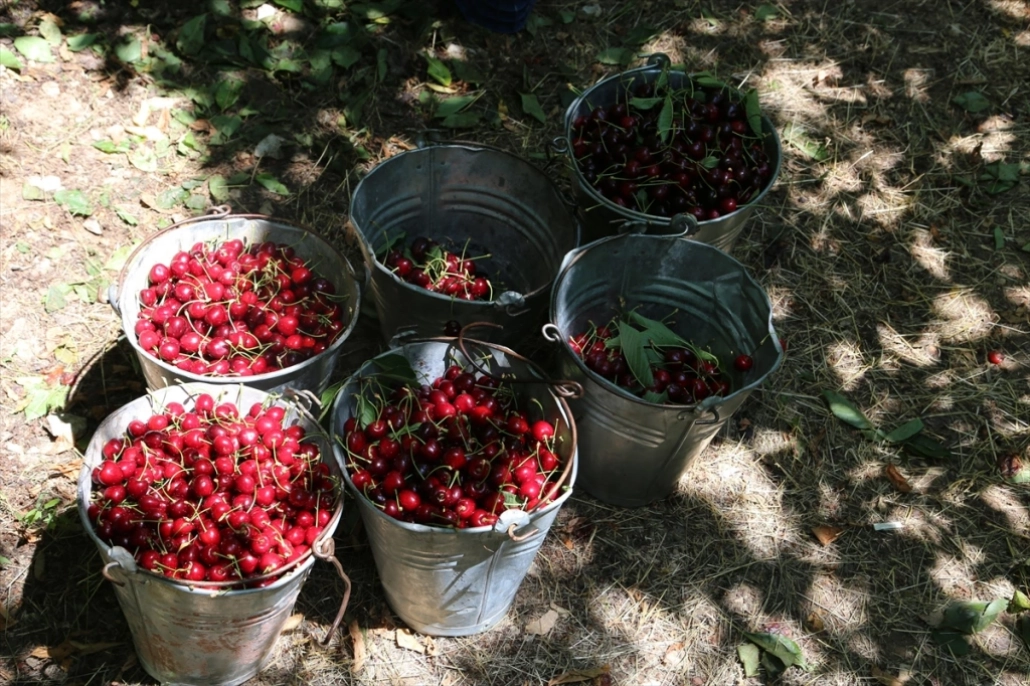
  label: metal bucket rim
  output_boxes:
[548,233,783,408]
[330,338,579,531]
[116,216,363,386]
[561,65,783,229]
[78,382,344,591]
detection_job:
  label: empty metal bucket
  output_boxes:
[345,142,580,349]
[558,53,782,251]
[78,384,348,686]
[330,338,578,636]
[544,233,782,507]
[110,208,362,396]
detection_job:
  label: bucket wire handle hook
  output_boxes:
[506,523,540,542]
[455,323,583,399]
[102,561,126,587]
[313,536,352,646]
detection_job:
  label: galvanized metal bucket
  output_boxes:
[557,54,783,251]
[544,232,782,507]
[78,384,350,686]
[109,207,363,397]
[330,338,578,636]
[345,142,580,349]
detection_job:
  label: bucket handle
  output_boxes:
[645,53,672,70]
[679,404,721,425]
[618,213,700,238]
[102,561,127,587]
[313,536,353,646]
[456,323,583,400]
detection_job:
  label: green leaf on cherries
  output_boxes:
[643,390,667,404]
[615,321,654,389]
[629,97,663,110]
[700,155,719,169]
[625,311,686,348]
[692,72,727,90]
[657,94,673,143]
[374,353,418,385]
[744,88,763,136]
[354,392,376,430]
[502,490,521,507]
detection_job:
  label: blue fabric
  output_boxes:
[453,0,538,34]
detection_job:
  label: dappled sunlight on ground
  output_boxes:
[931,289,998,343]
[826,339,871,390]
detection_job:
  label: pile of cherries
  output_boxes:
[570,318,755,405]
[86,394,339,587]
[135,238,347,376]
[570,80,775,220]
[339,363,566,528]
[383,236,494,301]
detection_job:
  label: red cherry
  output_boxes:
[733,354,754,372]
[987,350,1004,365]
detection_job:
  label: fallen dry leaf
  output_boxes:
[281,613,304,632]
[805,611,825,632]
[812,524,845,546]
[50,461,81,479]
[547,665,609,685]
[885,464,913,493]
[348,620,366,673]
[28,646,50,660]
[872,664,912,685]
[998,453,1023,478]
[662,641,685,665]
[526,609,560,636]
[68,640,121,656]
[396,628,426,653]
[0,604,15,630]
